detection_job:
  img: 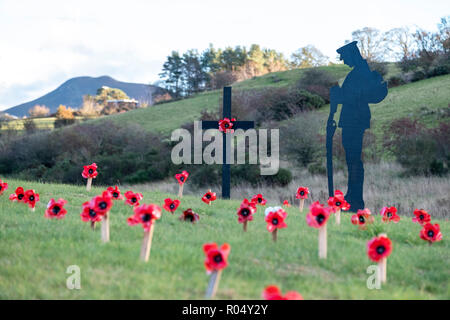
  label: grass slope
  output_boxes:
[0,178,448,299]
[88,65,351,134]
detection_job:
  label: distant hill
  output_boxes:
[5,76,168,117]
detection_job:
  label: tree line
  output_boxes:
[159,16,449,99]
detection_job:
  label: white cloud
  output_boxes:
[0,0,448,110]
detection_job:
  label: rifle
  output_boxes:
[326,100,337,198]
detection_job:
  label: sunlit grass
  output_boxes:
[0,176,448,299]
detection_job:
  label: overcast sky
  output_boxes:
[0,0,448,110]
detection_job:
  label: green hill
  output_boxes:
[0,178,448,299]
[89,66,449,139]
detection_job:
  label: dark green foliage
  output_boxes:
[0,121,174,185]
[296,68,339,103]
[383,118,449,175]
[388,75,406,88]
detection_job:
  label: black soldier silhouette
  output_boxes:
[327,41,388,211]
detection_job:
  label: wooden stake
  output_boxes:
[299,199,304,212]
[272,229,278,242]
[378,233,387,283]
[140,224,155,262]
[243,221,247,232]
[335,208,341,225]
[178,184,184,198]
[378,257,387,283]
[318,225,327,259]
[86,178,92,191]
[31,207,35,212]
[205,270,222,299]
[91,221,95,230]
[101,212,110,243]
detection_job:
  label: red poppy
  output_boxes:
[80,199,103,222]
[124,191,143,207]
[367,235,393,262]
[106,186,123,200]
[92,191,113,214]
[264,207,288,232]
[203,242,230,273]
[45,198,68,219]
[351,208,374,229]
[237,198,257,223]
[127,204,162,232]
[175,170,189,185]
[420,223,442,243]
[296,187,309,199]
[24,189,40,209]
[327,190,350,211]
[412,209,431,225]
[0,179,8,195]
[163,198,180,214]
[262,285,303,300]
[202,190,217,204]
[306,201,331,228]
[82,163,98,179]
[218,117,236,133]
[179,208,200,223]
[380,206,400,223]
[9,187,25,202]
[251,194,267,206]
[282,200,291,207]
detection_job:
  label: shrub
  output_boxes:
[368,61,388,78]
[228,87,325,126]
[23,118,37,134]
[0,121,174,185]
[280,112,324,168]
[383,118,449,175]
[28,105,50,118]
[388,75,406,88]
[296,68,338,103]
[411,70,427,82]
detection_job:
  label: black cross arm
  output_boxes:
[202,120,255,130]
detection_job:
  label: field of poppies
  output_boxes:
[0,175,448,300]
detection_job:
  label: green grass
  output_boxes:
[0,178,448,299]
[1,116,87,131]
[88,65,351,135]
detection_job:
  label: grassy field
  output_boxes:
[0,176,448,299]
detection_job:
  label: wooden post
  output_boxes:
[178,184,184,198]
[318,225,327,259]
[335,208,341,225]
[140,224,155,262]
[272,229,278,242]
[378,257,387,283]
[101,212,110,243]
[378,233,387,283]
[86,178,92,191]
[205,270,222,299]
[91,221,95,230]
[31,207,35,212]
[243,221,247,232]
[299,199,304,212]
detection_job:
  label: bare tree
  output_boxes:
[385,27,416,60]
[351,27,388,61]
[28,105,50,118]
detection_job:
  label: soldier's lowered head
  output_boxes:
[337,41,364,68]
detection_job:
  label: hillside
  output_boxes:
[91,66,450,138]
[4,76,167,117]
[0,178,448,299]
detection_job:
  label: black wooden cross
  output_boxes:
[201,87,254,199]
